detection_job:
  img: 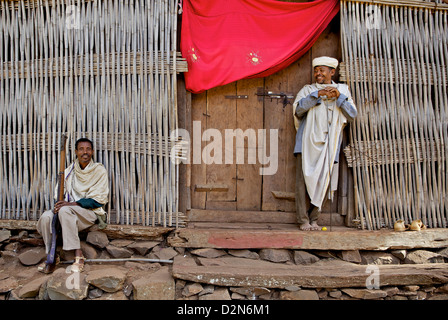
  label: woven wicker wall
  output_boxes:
[0,0,187,227]
[340,0,448,229]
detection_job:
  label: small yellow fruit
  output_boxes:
[322,227,327,231]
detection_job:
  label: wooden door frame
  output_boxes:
[177,17,355,227]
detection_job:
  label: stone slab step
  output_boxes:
[168,227,448,250]
[172,255,448,289]
[0,219,174,240]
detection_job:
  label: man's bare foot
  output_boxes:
[299,222,313,231]
[310,221,320,231]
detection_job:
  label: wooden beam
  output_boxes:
[168,227,448,251]
[271,191,295,201]
[340,0,448,11]
[188,209,296,224]
[0,219,173,241]
[195,184,229,192]
[1,52,187,80]
[87,224,174,241]
[0,219,37,231]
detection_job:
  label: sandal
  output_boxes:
[71,255,85,273]
[38,255,60,274]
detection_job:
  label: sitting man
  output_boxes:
[37,137,109,273]
[293,56,357,231]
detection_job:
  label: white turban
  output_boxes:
[312,56,339,69]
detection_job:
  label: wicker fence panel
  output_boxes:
[0,0,187,227]
[340,0,448,229]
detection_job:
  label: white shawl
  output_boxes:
[58,159,109,215]
[295,82,350,209]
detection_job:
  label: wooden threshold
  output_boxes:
[187,208,346,226]
[168,225,448,251]
[188,208,297,224]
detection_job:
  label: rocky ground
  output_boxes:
[1,228,448,300]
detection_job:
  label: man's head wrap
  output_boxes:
[312,56,339,69]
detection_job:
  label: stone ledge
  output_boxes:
[172,255,448,289]
[2,225,448,300]
[0,219,174,241]
[168,227,448,251]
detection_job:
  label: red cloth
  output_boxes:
[181,0,340,93]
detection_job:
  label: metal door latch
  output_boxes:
[256,87,294,108]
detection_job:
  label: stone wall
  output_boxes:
[1,228,448,300]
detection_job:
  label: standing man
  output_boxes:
[293,57,357,231]
[37,138,109,273]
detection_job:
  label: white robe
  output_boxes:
[294,82,351,209]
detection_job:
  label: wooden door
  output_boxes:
[190,65,305,213]
[189,19,346,217]
[260,58,308,212]
[191,78,264,211]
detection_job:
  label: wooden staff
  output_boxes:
[44,134,67,273]
[57,135,68,202]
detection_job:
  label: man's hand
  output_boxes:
[318,87,340,99]
[54,200,79,213]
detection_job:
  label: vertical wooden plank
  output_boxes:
[261,52,311,212]
[338,132,350,216]
[235,78,264,211]
[205,82,237,205]
[177,75,191,214]
[261,68,292,212]
[284,56,309,213]
[311,19,342,80]
[190,91,207,209]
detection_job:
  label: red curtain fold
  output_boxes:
[181,0,340,93]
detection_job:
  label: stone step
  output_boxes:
[168,226,448,251]
[172,255,448,289]
[0,219,174,240]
